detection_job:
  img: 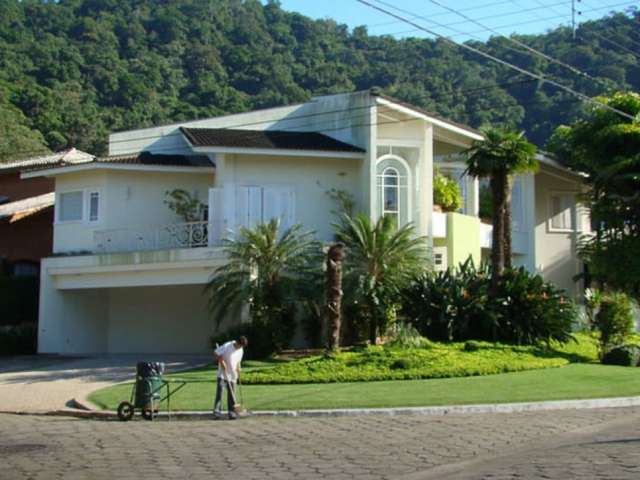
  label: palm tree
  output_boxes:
[335,214,428,344]
[206,219,321,352]
[464,127,537,290]
[326,242,346,350]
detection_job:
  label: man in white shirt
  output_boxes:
[213,336,248,419]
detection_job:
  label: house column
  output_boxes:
[363,101,378,221]
[419,122,434,247]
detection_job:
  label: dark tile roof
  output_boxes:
[95,151,214,168]
[180,127,365,153]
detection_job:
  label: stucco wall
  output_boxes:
[534,168,583,298]
[447,212,481,267]
[53,169,214,253]
[227,154,361,241]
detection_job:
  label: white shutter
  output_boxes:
[235,186,250,230]
[208,188,224,246]
[223,183,237,237]
[263,186,295,230]
[247,186,262,229]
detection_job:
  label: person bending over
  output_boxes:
[213,336,248,420]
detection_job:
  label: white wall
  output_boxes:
[227,153,361,241]
[53,169,214,253]
[534,168,584,298]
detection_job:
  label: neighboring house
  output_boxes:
[0,149,93,276]
[23,90,588,355]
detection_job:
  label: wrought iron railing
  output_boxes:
[94,221,224,254]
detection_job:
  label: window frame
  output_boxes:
[55,188,103,225]
[547,190,576,233]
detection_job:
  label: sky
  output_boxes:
[272,0,637,41]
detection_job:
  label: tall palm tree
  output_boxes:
[206,219,321,352]
[465,127,538,290]
[335,214,428,343]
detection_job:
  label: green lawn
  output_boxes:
[89,363,640,412]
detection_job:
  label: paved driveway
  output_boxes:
[0,355,209,412]
[0,407,639,479]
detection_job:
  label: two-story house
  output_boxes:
[23,90,588,354]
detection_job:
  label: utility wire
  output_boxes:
[382,1,638,39]
[355,0,635,121]
[422,0,607,87]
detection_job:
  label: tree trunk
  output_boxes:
[326,243,345,350]
[503,175,513,269]
[490,173,506,292]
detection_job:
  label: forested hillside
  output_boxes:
[0,0,638,160]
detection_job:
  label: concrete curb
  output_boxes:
[6,395,640,420]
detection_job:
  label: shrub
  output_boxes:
[0,324,37,356]
[402,258,495,342]
[494,267,576,345]
[385,322,433,349]
[601,344,640,367]
[464,340,481,352]
[594,292,635,355]
[210,319,289,360]
[433,171,463,212]
[402,262,576,345]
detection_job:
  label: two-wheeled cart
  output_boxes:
[117,362,187,421]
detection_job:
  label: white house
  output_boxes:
[23,90,589,354]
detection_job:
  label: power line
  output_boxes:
[381,1,638,39]
[422,0,607,87]
[355,0,635,121]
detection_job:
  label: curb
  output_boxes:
[7,395,640,420]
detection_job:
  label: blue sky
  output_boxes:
[272,0,637,41]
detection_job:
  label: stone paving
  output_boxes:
[1,407,640,479]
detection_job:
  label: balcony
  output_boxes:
[94,221,225,254]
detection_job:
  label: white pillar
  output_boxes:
[420,122,434,246]
[363,101,378,221]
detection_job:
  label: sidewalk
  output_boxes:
[0,355,208,412]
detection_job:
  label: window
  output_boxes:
[433,246,448,272]
[381,167,400,224]
[376,155,410,227]
[88,191,100,222]
[58,191,83,222]
[549,192,575,232]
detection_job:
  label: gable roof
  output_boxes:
[0,148,94,173]
[180,127,365,153]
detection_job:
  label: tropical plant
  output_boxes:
[601,344,640,367]
[206,219,321,356]
[494,267,576,345]
[335,214,428,344]
[402,261,576,345]
[593,291,635,356]
[433,170,463,212]
[402,258,494,342]
[325,243,345,350]
[464,127,538,289]
[548,92,640,299]
[164,189,204,222]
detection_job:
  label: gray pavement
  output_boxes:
[0,355,209,412]
[1,407,640,479]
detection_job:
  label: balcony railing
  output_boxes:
[94,221,225,254]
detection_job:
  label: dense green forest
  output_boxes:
[0,0,638,160]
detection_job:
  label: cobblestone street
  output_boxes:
[1,407,640,479]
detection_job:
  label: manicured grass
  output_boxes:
[88,334,640,411]
[89,364,640,411]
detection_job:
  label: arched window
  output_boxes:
[376,155,410,227]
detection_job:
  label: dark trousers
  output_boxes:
[214,377,237,417]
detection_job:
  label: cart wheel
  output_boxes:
[117,401,135,421]
[142,408,154,421]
